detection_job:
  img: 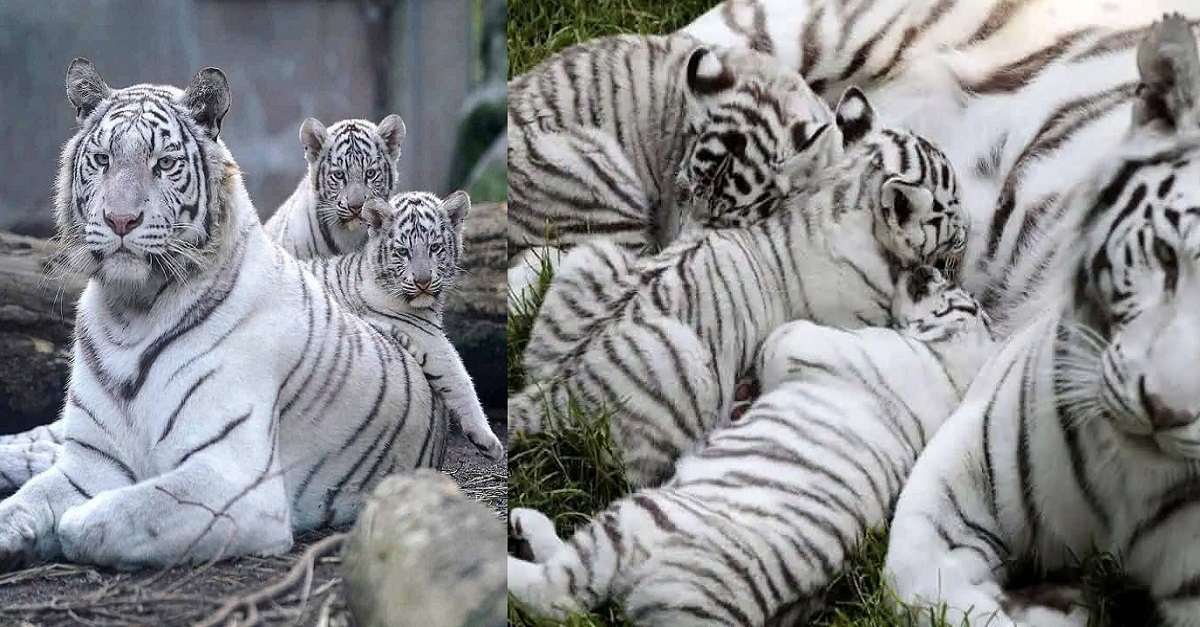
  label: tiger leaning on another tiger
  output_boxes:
[0,59,445,571]
[508,87,968,488]
[506,33,840,309]
[508,265,996,626]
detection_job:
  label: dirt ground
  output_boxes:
[0,416,507,627]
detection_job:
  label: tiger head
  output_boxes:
[54,58,233,298]
[301,115,405,236]
[1061,14,1200,460]
[674,45,840,229]
[833,86,968,281]
[892,265,995,391]
[362,191,469,310]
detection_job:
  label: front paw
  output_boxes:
[58,496,147,569]
[468,428,506,462]
[0,502,45,571]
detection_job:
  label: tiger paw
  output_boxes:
[57,495,155,570]
[509,507,562,562]
[0,501,44,571]
[466,426,505,462]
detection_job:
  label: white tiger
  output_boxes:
[508,265,996,626]
[0,59,445,571]
[508,88,969,487]
[506,34,839,311]
[300,192,504,461]
[264,114,406,259]
[886,16,1200,626]
[682,0,1200,323]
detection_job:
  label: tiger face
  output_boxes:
[832,87,968,281]
[892,265,991,343]
[1064,14,1200,460]
[302,115,405,235]
[56,58,230,294]
[364,191,469,309]
[674,46,840,228]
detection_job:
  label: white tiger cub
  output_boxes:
[507,34,839,310]
[885,16,1200,627]
[264,114,406,259]
[508,266,996,626]
[0,59,444,571]
[508,87,969,487]
[300,192,503,462]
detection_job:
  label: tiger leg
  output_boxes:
[0,441,61,496]
[393,330,503,461]
[509,507,564,562]
[0,420,66,447]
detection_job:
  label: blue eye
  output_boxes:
[94,153,110,167]
[156,156,177,170]
[331,170,346,181]
[366,168,378,180]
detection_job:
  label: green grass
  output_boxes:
[508,0,719,77]
[506,2,1145,625]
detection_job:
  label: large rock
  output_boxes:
[0,232,83,435]
[341,470,506,627]
[445,201,507,409]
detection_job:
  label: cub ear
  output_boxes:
[441,190,471,238]
[1132,13,1200,135]
[180,67,231,140]
[376,114,406,162]
[880,176,933,228]
[299,118,330,163]
[685,47,735,96]
[363,197,393,232]
[65,58,112,123]
[775,122,843,194]
[834,86,879,146]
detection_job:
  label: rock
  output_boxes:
[341,470,506,627]
[444,201,507,408]
[0,232,84,435]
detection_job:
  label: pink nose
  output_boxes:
[347,202,364,217]
[104,211,144,237]
[413,279,431,291]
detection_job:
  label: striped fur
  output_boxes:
[0,60,444,571]
[508,266,996,625]
[683,0,1200,324]
[506,34,838,308]
[264,115,406,259]
[509,89,968,487]
[885,18,1200,626]
[300,191,503,461]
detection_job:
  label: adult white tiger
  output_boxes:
[506,34,839,310]
[885,16,1200,626]
[682,0,1200,316]
[300,192,504,461]
[0,59,444,571]
[508,265,996,626]
[264,114,406,259]
[508,88,969,487]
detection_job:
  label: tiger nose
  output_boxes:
[347,200,364,217]
[104,211,144,237]
[906,265,941,301]
[413,279,431,291]
[1139,376,1198,430]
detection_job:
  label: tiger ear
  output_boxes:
[376,114,406,162]
[685,47,735,97]
[880,176,933,228]
[180,67,231,140]
[299,118,329,163]
[775,123,843,194]
[1132,13,1200,135]
[834,86,879,147]
[441,190,471,238]
[65,58,112,124]
[363,197,393,233]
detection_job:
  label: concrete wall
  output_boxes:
[0,0,475,237]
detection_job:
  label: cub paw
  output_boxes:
[509,507,562,562]
[0,504,41,571]
[467,428,506,463]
